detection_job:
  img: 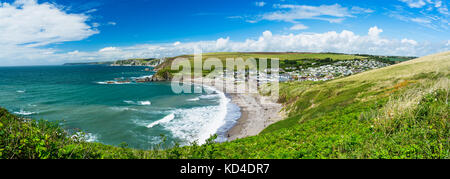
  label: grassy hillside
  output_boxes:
[183,52,367,61]
[265,51,449,132]
[113,58,160,66]
[166,52,366,68]
[63,61,114,66]
[153,52,369,78]
[1,52,448,159]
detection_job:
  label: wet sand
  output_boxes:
[226,92,285,141]
[178,78,285,141]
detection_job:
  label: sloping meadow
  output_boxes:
[0,52,448,159]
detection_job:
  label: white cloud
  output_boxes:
[411,17,432,23]
[0,0,98,66]
[351,6,375,14]
[262,30,272,38]
[68,50,80,55]
[85,27,444,58]
[435,1,442,7]
[400,0,427,8]
[216,37,230,49]
[92,22,101,28]
[85,9,97,13]
[389,3,449,30]
[290,24,309,30]
[4,26,447,66]
[255,2,266,7]
[262,4,353,23]
[401,38,419,45]
[0,0,98,47]
[99,47,118,53]
[107,21,117,26]
[437,6,449,15]
[246,19,259,23]
[0,1,447,66]
[399,0,449,15]
[368,26,383,37]
[233,3,374,30]
[227,16,243,19]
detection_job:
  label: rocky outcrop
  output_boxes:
[150,74,169,81]
[150,69,173,81]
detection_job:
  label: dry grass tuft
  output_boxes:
[374,77,449,130]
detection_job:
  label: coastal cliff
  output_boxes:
[150,70,172,81]
[111,58,162,66]
[149,57,176,81]
[0,51,448,159]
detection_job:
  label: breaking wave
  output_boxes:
[14,110,35,115]
[96,81,131,85]
[186,97,200,101]
[149,85,233,145]
[146,113,176,128]
[138,101,151,106]
[123,100,151,106]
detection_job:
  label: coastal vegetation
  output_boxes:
[150,52,409,81]
[0,52,448,159]
[156,52,366,69]
[112,58,162,66]
[63,58,163,67]
[63,61,114,66]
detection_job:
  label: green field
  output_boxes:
[0,52,448,159]
[113,58,160,66]
[187,52,367,60]
[164,52,367,68]
[155,52,370,77]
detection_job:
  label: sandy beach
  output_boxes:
[177,78,286,141]
[226,92,285,141]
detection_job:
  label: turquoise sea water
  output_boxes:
[0,65,240,149]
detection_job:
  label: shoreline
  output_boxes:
[226,92,285,141]
[179,78,285,141]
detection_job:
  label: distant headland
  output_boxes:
[63,58,164,67]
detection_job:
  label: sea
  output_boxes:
[0,65,241,149]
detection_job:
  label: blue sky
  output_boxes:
[0,0,449,65]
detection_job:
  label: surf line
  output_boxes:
[155,79,236,144]
[146,113,175,128]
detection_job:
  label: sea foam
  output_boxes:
[147,113,175,128]
[14,110,35,115]
[110,107,138,111]
[85,133,98,142]
[159,85,230,145]
[186,97,200,102]
[199,94,219,99]
[96,81,131,85]
[138,101,151,106]
[123,100,151,106]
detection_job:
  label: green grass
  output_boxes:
[114,58,159,65]
[386,57,411,62]
[171,52,366,68]
[0,51,448,159]
[154,52,368,78]
[194,52,367,60]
